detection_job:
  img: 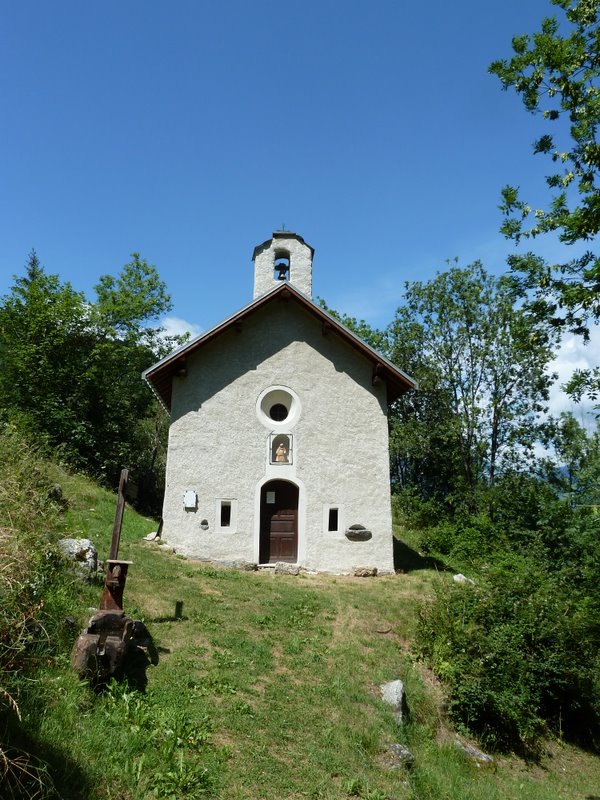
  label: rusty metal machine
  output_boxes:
[71,469,156,685]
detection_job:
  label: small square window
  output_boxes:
[220,501,232,527]
[328,508,339,532]
[216,498,237,532]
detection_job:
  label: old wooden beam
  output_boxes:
[109,469,128,560]
[372,363,385,386]
[100,468,132,611]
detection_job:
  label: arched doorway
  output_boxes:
[259,480,299,563]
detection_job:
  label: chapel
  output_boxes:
[142,232,415,572]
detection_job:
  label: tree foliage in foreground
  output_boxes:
[490,0,600,394]
[418,524,600,752]
[0,425,76,799]
[0,251,175,510]
[416,428,600,753]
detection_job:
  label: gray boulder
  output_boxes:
[453,573,475,586]
[58,538,98,575]
[354,566,377,577]
[454,740,494,767]
[381,679,407,723]
[387,743,415,768]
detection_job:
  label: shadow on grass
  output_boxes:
[393,536,453,573]
[2,719,93,800]
[121,630,160,692]
[153,600,188,623]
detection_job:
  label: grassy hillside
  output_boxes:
[3,458,600,799]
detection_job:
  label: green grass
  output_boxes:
[10,472,600,800]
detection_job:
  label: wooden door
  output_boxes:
[259,481,298,563]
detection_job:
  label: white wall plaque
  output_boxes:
[183,490,197,509]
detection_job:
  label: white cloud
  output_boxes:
[546,325,600,429]
[161,316,203,340]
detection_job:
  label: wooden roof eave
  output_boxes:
[142,282,417,411]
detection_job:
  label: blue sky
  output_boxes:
[0,0,571,324]
[1,0,598,417]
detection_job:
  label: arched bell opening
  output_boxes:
[273,249,290,281]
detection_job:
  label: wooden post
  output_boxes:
[100,468,132,611]
[100,560,133,611]
[109,469,129,560]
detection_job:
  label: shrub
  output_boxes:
[0,424,77,798]
[417,551,600,752]
[418,514,506,566]
[392,487,445,530]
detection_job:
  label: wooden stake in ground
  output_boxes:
[100,468,133,611]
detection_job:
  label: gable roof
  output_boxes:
[142,282,416,411]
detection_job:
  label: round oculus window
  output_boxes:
[269,403,288,421]
[256,386,301,429]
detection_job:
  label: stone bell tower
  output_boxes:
[252,231,314,299]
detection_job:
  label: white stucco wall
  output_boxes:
[161,301,395,573]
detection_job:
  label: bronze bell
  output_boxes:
[275,261,288,280]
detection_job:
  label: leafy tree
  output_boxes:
[320,266,556,508]
[94,253,173,346]
[82,254,177,498]
[0,252,174,509]
[490,0,600,391]
[316,299,390,353]
[387,311,459,504]
[0,250,91,449]
[387,262,557,502]
[544,412,600,507]
[546,411,590,490]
